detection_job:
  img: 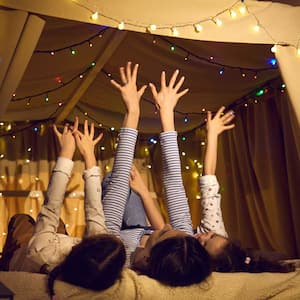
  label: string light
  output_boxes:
[253,22,261,32]
[194,24,203,33]
[118,22,125,30]
[35,27,108,55]
[91,12,99,21]
[171,27,179,37]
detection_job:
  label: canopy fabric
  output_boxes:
[0,0,300,133]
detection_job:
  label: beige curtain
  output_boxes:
[217,84,300,257]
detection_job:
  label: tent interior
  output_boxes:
[0,0,299,258]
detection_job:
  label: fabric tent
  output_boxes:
[0,0,299,257]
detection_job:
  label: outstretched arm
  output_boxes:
[73,117,107,237]
[129,165,165,230]
[33,124,75,236]
[149,70,193,234]
[204,106,235,175]
[103,62,146,237]
[197,107,235,237]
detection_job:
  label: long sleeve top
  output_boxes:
[103,129,193,267]
[9,157,107,273]
[198,175,228,238]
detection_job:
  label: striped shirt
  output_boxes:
[103,129,193,267]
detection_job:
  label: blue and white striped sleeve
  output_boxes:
[103,128,138,238]
[160,131,193,235]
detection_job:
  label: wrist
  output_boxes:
[59,150,74,160]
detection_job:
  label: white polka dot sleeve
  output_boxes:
[198,175,228,238]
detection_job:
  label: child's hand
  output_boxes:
[206,106,235,136]
[72,117,103,168]
[149,69,189,113]
[110,61,147,113]
[53,123,76,160]
[129,165,148,196]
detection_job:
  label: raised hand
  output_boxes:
[149,69,188,113]
[53,123,76,160]
[206,106,235,136]
[111,61,147,113]
[149,70,189,132]
[72,117,103,169]
[129,165,148,196]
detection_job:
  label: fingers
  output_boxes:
[84,119,88,136]
[126,61,132,82]
[120,67,127,84]
[149,83,158,98]
[53,124,61,138]
[110,79,122,91]
[89,122,94,138]
[215,106,226,118]
[224,124,235,131]
[177,88,189,98]
[174,75,185,92]
[73,116,79,133]
[138,84,147,97]
[63,124,69,134]
[206,111,212,123]
[222,111,235,124]
[132,63,139,83]
[160,71,166,89]
[168,69,179,88]
[93,132,103,145]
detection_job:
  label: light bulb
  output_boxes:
[91,12,99,21]
[230,10,237,18]
[253,24,260,32]
[118,22,125,30]
[171,27,179,36]
[194,24,203,33]
[149,24,157,31]
[271,45,277,53]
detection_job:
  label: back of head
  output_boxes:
[148,236,211,286]
[48,234,126,296]
[212,241,295,273]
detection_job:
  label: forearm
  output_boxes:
[103,128,138,236]
[83,166,107,237]
[160,131,193,234]
[204,132,218,175]
[34,157,73,234]
[138,189,165,230]
[159,109,175,132]
[122,109,140,130]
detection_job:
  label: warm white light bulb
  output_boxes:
[239,5,246,14]
[149,24,157,31]
[253,24,260,32]
[91,12,99,21]
[171,27,179,36]
[194,23,203,33]
[215,18,223,27]
[118,22,125,30]
[271,45,277,53]
[297,48,300,56]
[230,10,237,18]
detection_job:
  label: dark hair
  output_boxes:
[48,234,126,296]
[211,241,295,273]
[148,236,212,286]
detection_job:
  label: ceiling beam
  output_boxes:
[55,29,127,124]
[0,10,45,117]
